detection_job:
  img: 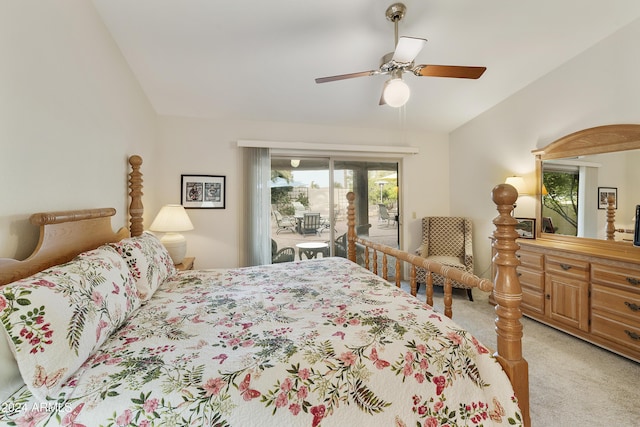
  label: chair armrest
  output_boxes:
[273,247,295,263]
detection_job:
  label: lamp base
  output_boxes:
[160,232,187,265]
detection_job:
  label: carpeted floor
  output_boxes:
[398,282,640,426]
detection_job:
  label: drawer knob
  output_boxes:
[624,330,640,341]
[624,301,640,312]
[560,263,572,271]
[626,277,640,286]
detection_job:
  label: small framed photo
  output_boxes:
[597,187,617,210]
[542,217,555,233]
[515,217,536,239]
[181,175,226,209]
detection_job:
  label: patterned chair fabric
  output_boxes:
[415,217,474,292]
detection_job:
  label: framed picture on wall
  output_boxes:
[181,175,226,209]
[515,217,536,239]
[597,187,617,209]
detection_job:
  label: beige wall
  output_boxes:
[156,116,450,268]
[450,17,640,278]
[0,1,158,259]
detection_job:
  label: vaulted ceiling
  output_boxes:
[92,0,640,133]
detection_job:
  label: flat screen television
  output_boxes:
[635,205,640,247]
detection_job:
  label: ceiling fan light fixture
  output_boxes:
[383,78,410,108]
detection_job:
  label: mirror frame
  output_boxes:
[532,124,640,245]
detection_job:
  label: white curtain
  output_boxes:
[244,147,271,266]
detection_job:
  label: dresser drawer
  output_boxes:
[591,311,640,353]
[592,263,640,292]
[592,284,640,322]
[517,250,543,270]
[521,287,545,315]
[517,262,545,315]
[545,254,589,281]
[518,267,544,291]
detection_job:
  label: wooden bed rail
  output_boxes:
[345,185,530,427]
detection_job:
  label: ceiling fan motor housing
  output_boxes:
[385,3,406,23]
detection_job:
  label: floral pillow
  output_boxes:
[0,327,22,401]
[108,232,176,301]
[0,246,140,402]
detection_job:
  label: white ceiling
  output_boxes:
[92,0,640,134]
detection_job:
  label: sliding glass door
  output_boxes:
[270,156,399,263]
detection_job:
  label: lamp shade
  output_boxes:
[383,78,410,108]
[149,205,193,264]
[149,204,194,232]
[504,176,528,196]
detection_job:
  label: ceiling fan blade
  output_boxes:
[413,65,486,79]
[391,36,427,64]
[315,70,379,84]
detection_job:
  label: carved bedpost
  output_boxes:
[128,155,144,237]
[346,192,356,263]
[606,195,616,240]
[492,183,530,427]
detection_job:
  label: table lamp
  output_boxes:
[149,204,194,264]
[505,176,528,216]
[504,176,528,196]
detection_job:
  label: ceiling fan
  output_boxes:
[315,3,486,107]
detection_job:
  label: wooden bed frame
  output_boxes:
[0,154,530,426]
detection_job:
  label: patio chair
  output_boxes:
[301,212,322,237]
[271,239,295,263]
[333,231,366,264]
[378,204,395,227]
[273,210,295,235]
[319,212,337,235]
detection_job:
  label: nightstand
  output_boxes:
[175,257,195,271]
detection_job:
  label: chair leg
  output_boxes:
[466,288,474,302]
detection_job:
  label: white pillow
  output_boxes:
[0,327,23,401]
[0,246,140,401]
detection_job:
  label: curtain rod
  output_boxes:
[237,140,419,155]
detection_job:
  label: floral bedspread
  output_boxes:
[1,258,522,426]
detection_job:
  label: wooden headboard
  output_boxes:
[0,155,145,286]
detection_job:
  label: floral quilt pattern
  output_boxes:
[0,258,522,426]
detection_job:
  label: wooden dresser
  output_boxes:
[512,238,640,362]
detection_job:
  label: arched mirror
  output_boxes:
[533,124,640,245]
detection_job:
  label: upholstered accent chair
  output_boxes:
[415,216,475,301]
